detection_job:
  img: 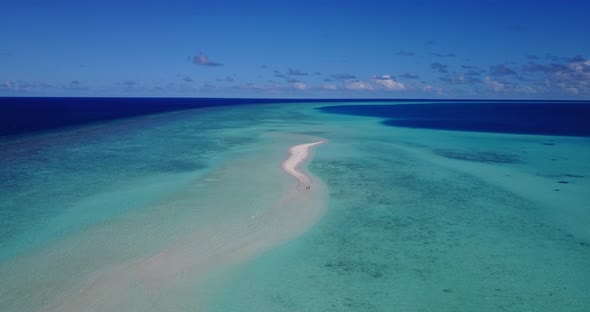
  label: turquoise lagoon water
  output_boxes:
[1,102,589,311]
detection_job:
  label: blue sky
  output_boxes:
[1,0,589,99]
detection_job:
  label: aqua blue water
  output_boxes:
[1,100,589,311]
[0,107,260,260]
[209,107,590,311]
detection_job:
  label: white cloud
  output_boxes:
[371,75,406,90]
[344,80,374,91]
[518,86,536,94]
[341,75,405,91]
[192,52,223,66]
[1,81,14,90]
[1,80,37,91]
[322,83,338,90]
[483,77,541,95]
[524,58,589,96]
[422,84,444,94]
[569,59,590,73]
[559,83,579,94]
[484,76,505,91]
[292,82,307,90]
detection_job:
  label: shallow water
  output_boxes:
[1,101,589,311]
[210,103,590,311]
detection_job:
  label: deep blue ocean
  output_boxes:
[317,101,590,137]
[0,97,381,136]
[1,98,589,137]
[0,97,289,136]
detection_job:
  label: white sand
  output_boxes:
[42,140,328,311]
[282,141,325,186]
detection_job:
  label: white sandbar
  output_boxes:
[282,141,325,186]
[41,140,329,311]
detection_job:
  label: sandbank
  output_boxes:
[282,141,325,185]
[42,139,328,311]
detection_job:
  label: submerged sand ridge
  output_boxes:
[38,139,328,312]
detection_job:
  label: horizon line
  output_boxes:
[1,96,589,102]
